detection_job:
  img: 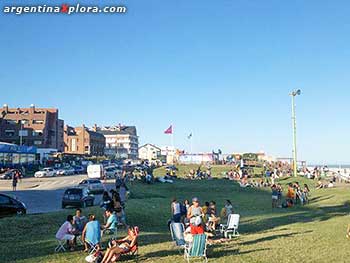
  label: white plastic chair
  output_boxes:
[220,214,240,238]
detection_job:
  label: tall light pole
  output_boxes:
[290,89,301,177]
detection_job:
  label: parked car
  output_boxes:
[0,193,26,217]
[61,187,94,208]
[105,166,117,178]
[73,166,85,174]
[0,169,22,180]
[56,167,75,176]
[78,179,105,194]
[34,167,56,178]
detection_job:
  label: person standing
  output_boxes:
[12,172,18,191]
[171,198,181,223]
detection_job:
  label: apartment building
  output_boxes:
[64,125,105,156]
[0,104,64,151]
[94,124,139,159]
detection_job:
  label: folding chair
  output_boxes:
[170,222,186,253]
[86,240,99,255]
[54,239,66,252]
[184,234,208,263]
[219,214,240,238]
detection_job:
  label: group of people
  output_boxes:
[55,208,138,263]
[170,197,233,243]
[187,165,213,180]
[282,182,310,207]
[55,208,118,252]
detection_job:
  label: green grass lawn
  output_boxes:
[1,174,350,262]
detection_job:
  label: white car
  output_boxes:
[56,167,75,176]
[79,179,105,194]
[34,167,57,178]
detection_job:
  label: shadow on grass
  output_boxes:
[240,231,312,246]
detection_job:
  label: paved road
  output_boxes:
[0,175,115,214]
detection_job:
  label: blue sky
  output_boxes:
[1,0,349,164]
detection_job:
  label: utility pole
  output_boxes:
[290,89,301,177]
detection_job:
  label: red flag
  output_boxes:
[164,125,173,134]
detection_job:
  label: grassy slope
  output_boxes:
[1,171,350,262]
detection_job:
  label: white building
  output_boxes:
[94,125,139,159]
[138,143,161,161]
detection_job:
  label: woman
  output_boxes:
[112,192,126,227]
[187,197,204,234]
[82,214,101,252]
[101,226,139,263]
[220,200,233,221]
[207,201,220,231]
[12,172,18,191]
[101,191,113,210]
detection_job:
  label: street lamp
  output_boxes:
[290,89,301,177]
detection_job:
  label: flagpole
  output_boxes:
[190,132,193,154]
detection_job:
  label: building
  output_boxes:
[0,142,37,168]
[94,124,139,159]
[139,143,161,161]
[0,104,64,151]
[64,125,105,156]
[161,146,177,164]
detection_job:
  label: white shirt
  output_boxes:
[172,202,181,215]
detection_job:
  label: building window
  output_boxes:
[6,120,17,125]
[33,120,44,124]
[33,130,43,136]
[19,130,28,137]
[34,140,42,145]
[5,130,15,137]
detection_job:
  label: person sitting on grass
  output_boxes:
[220,199,233,222]
[303,184,310,203]
[316,180,324,189]
[202,201,210,223]
[82,214,101,252]
[73,208,87,234]
[55,215,76,251]
[100,226,139,263]
[102,209,118,234]
[207,201,220,231]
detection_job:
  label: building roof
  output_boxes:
[96,125,137,136]
[139,143,161,151]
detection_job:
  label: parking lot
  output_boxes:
[0,174,114,214]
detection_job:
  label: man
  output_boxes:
[56,215,76,251]
[102,209,118,234]
[187,197,204,234]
